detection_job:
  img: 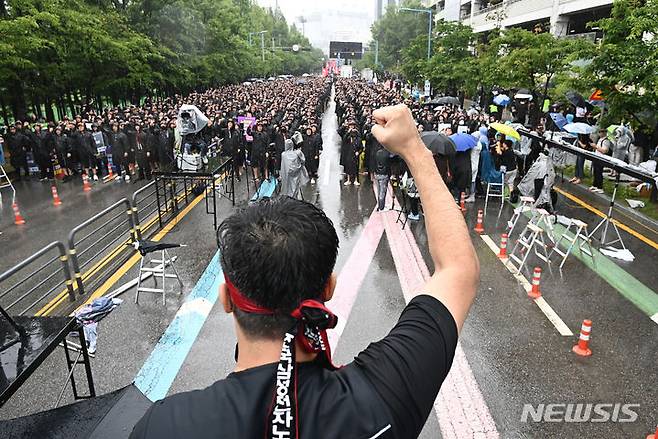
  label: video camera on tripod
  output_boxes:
[176,104,213,172]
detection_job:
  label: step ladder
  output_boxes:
[528,208,556,245]
[135,247,184,305]
[0,165,16,204]
[509,223,551,275]
[507,196,535,238]
[549,218,596,270]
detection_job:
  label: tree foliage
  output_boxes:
[0,0,323,121]
[580,0,658,127]
[420,20,478,96]
[370,0,428,71]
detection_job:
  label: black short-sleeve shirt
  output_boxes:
[130,295,458,439]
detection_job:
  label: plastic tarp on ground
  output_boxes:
[0,384,151,439]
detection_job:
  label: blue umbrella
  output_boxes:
[563,122,596,135]
[549,112,567,130]
[450,133,478,152]
[493,94,510,106]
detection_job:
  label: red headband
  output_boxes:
[225,277,274,315]
[224,274,339,439]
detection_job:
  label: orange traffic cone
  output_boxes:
[474,209,485,234]
[51,185,62,206]
[572,319,592,357]
[646,425,657,439]
[528,267,542,299]
[82,174,92,192]
[498,233,508,259]
[460,192,466,213]
[12,202,26,225]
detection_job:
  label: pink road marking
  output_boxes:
[326,208,385,351]
[377,182,500,438]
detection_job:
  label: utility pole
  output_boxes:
[260,31,266,62]
[374,40,379,68]
[297,16,307,36]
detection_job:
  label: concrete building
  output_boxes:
[376,0,399,20]
[422,0,612,38]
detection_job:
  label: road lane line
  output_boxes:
[554,186,658,250]
[326,208,385,350]
[135,251,222,401]
[651,313,658,325]
[73,183,220,311]
[37,190,188,316]
[480,234,573,336]
[377,185,499,438]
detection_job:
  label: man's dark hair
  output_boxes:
[217,197,339,339]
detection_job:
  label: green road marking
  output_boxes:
[520,210,658,318]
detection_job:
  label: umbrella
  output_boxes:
[514,89,533,100]
[420,131,456,156]
[428,96,460,106]
[490,122,521,141]
[449,133,478,152]
[493,94,511,106]
[565,91,588,108]
[549,112,568,130]
[563,122,596,135]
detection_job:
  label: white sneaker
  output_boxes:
[93,174,99,181]
[354,181,361,186]
[343,180,351,186]
[125,174,130,182]
[311,178,316,184]
[465,194,475,203]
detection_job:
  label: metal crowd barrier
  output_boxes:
[67,198,137,296]
[0,241,75,315]
[1,162,240,317]
[131,181,159,239]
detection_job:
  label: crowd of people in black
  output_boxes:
[0,77,331,186]
[333,78,544,220]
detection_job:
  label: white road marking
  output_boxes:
[480,234,573,336]
[651,313,658,325]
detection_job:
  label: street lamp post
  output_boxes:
[248,31,268,62]
[399,7,433,60]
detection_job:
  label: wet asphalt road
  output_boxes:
[1,91,657,438]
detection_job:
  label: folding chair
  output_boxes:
[485,170,506,215]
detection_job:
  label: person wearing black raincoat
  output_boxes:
[301,126,321,183]
[7,124,29,180]
[341,121,362,186]
[222,120,244,180]
[110,122,130,181]
[71,123,98,181]
[250,122,269,181]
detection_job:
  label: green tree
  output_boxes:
[580,0,658,128]
[419,20,478,96]
[482,28,587,96]
[370,0,428,71]
[0,0,324,122]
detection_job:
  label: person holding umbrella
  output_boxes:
[449,133,476,200]
[420,131,456,185]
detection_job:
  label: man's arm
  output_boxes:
[371,104,479,332]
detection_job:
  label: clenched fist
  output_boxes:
[371,104,426,160]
